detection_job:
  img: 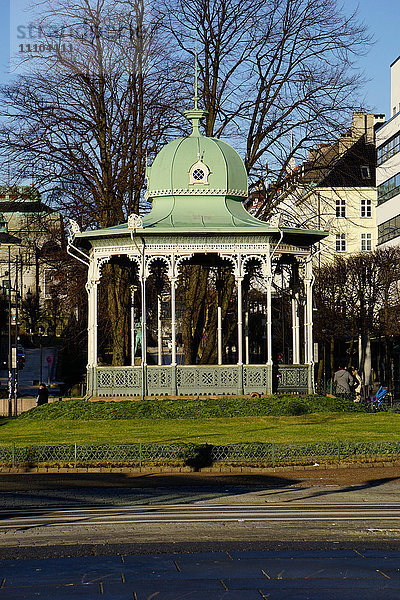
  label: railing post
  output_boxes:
[139,442,142,468]
[74,443,77,469]
[12,442,15,468]
[337,440,341,462]
[272,442,275,468]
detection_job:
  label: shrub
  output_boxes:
[284,399,310,416]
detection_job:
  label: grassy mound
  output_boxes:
[17,394,367,421]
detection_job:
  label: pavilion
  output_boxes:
[68,101,327,398]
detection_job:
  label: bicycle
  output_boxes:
[365,386,389,411]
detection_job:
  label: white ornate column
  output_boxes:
[140,273,147,368]
[86,259,99,367]
[158,294,162,365]
[130,286,136,366]
[139,253,148,399]
[236,274,243,365]
[245,310,249,365]
[171,276,177,366]
[169,254,180,395]
[292,293,300,364]
[303,258,313,365]
[217,304,223,365]
[265,255,273,366]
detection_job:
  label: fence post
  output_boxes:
[337,440,341,463]
[74,443,77,469]
[12,442,15,468]
[272,443,275,468]
[139,442,142,468]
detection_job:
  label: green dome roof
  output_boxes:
[142,108,263,229]
[146,127,248,199]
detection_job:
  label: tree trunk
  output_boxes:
[200,272,235,364]
[106,264,131,365]
[330,336,335,381]
[181,266,210,365]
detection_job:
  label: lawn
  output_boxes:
[0,413,399,446]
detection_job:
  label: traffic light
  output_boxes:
[277,352,283,364]
[17,346,25,370]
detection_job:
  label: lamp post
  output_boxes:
[13,253,20,417]
[37,325,44,383]
[47,328,54,385]
[7,245,12,418]
[130,285,138,366]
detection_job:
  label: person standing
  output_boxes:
[351,367,362,402]
[333,365,354,398]
[36,383,49,406]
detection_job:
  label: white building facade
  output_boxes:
[376,57,400,247]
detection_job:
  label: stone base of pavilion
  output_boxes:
[86,364,313,397]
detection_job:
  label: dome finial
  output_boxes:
[194,34,199,110]
[185,32,208,136]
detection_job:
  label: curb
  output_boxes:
[1,461,399,475]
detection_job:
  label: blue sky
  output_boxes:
[0,0,398,118]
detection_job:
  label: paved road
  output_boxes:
[0,472,399,598]
[0,549,399,599]
[0,473,399,549]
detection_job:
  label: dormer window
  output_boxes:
[189,160,209,184]
[360,165,371,179]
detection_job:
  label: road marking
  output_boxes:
[376,570,391,579]
[368,528,400,532]
[353,550,366,558]
[261,569,270,579]
[173,560,181,572]
[1,505,400,529]
[220,579,228,590]
[1,503,399,515]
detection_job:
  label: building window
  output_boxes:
[377,133,400,165]
[335,198,346,218]
[335,233,346,252]
[360,166,371,179]
[189,160,210,185]
[377,172,400,205]
[378,215,400,245]
[360,198,372,218]
[361,233,372,251]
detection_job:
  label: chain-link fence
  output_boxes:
[0,441,399,468]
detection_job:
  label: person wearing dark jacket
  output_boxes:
[36,383,49,406]
[334,366,354,397]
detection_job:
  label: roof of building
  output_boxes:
[142,107,258,229]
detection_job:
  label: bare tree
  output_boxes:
[0,0,185,364]
[314,249,400,390]
[166,0,371,201]
[165,0,370,365]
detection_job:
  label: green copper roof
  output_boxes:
[142,107,263,229]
